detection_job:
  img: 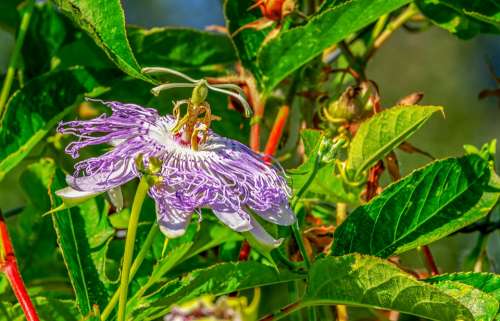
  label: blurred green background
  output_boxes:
[0,0,499,273]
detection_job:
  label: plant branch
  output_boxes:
[264,105,290,160]
[290,155,321,269]
[259,301,305,321]
[101,223,159,321]
[0,212,40,321]
[0,1,34,117]
[364,4,419,61]
[420,245,439,276]
[116,177,149,321]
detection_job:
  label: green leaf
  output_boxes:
[0,0,22,32]
[288,130,359,203]
[257,0,411,91]
[0,297,80,321]
[22,2,69,77]
[347,105,442,177]
[15,160,69,284]
[224,0,268,81]
[52,0,148,81]
[187,220,243,258]
[127,26,237,70]
[39,159,114,316]
[131,261,304,320]
[332,155,500,257]
[305,255,474,320]
[433,281,499,321]
[125,242,194,317]
[426,272,500,302]
[0,68,99,181]
[416,0,500,39]
[147,242,193,286]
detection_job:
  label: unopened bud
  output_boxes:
[325,81,377,123]
[191,80,209,105]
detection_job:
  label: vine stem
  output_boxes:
[116,177,149,321]
[420,245,439,276]
[259,301,305,321]
[263,105,290,161]
[101,223,159,321]
[335,203,348,321]
[247,75,266,152]
[0,213,40,321]
[290,155,321,269]
[0,1,34,117]
[364,4,419,60]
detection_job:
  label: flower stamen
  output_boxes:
[170,81,213,150]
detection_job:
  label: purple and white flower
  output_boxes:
[56,100,295,247]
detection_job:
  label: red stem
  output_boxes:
[263,105,290,162]
[250,122,262,152]
[421,245,439,276]
[246,74,264,153]
[241,105,289,260]
[0,214,40,321]
[238,241,252,261]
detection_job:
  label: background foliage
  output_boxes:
[0,0,499,321]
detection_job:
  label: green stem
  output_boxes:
[101,223,159,321]
[364,4,418,60]
[292,157,321,210]
[0,1,34,117]
[290,155,321,270]
[291,222,311,269]
[336,202,347,226]
[260,301,306,321]
[116,177,149,321]
[368,14,389,48]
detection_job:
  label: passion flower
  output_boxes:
[56,80,294,247]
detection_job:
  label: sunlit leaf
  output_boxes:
[257,0,412,91]
[347,105,442,177]
[433,281,498,321]
[332,155,500,257]
[52,0,148,81]
[416,0,500,39]
[427,272,500,302]
[305,255,474,321]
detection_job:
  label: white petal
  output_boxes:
[107,187,123,211]
[55,186,102,206]
[156,202,193,238]
[211,208,252,232]
[253,204,296,226]
[247,216,283,249]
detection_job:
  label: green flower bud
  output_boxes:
[191,79,209,105]
[324,81,378,123]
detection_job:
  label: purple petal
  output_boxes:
[67,158,135,192]
[155,197,194,238]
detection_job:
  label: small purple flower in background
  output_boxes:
[164,295,248,321]
[56,76,295,247]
